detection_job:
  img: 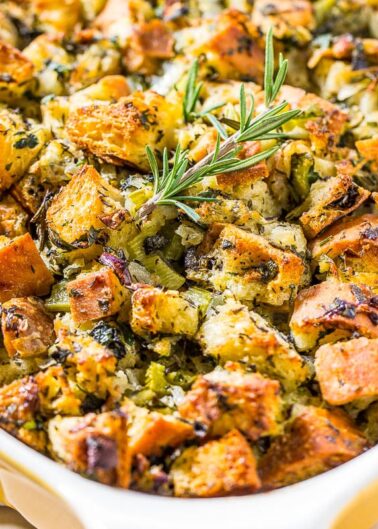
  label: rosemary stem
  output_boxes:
[137,133,239,220]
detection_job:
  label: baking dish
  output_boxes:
[1,428,378,529]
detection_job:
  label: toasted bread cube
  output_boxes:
[51,332,117,399]
[356,136,378,161]
[315,337,378,406]
[124,19,174,75]
[290,280,378,351]
[46,165,132,251]
[279,87,348,153]
[35,366,82,416]
[94,0,153,41]
[0,195,28,237]
[310,214,378,289]
[123,399,194,456]
[179,364,281,440]
[66,91,178,171]
[1,297,55,358]
[48,412,130,487]
[171,429,261,497]
[67,267,129,324]
[0,41,34,100]
[131,286,199,337]
[31,0,82,33]
[299,173,370,239]
[311,214,378,261]
[0,376,46,451]
[0,108,49,193]
[197,300,309,388]
[252,0,315,39]
[260,406,368,489]
[69,39,121,92]
[0,233,54,303]
[206,10,265,82]
[187,224,306,306]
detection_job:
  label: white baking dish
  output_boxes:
[1,429,378,529]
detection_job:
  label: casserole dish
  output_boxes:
[1,429,378,529]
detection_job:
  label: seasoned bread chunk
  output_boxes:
[123,399,194,456]
[315,338,378,406]
[46,165,129,250]
[260,406,368,489]
[0,376,46,451]
[179,363,281,440]
[290,280,378,351]
[197,299,309,388]
[187,224,306,306]
[1,297,55,357]
[67,268,129,323]
[171,429,261,497]
[131,286,199,337]
[48,412,130,487]
[299,174,370,239]
[66,91,177,170]
[0,234,54,302]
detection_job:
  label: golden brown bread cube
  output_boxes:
[252,0,315,40]
[290,280,378,351]
[298,172,370,239]
[51,331,117,399]
[259,406,368,490]
[0,40,34,99]
[171,429,261,497]
[31,0,82,33]
[46,165,128,250]
[206,10,265,82]
[315,337,378,406]
[0,376,46,451]
[179,363,281,440]
[1,297,55,358]
[0,195,28,237]
[66,91,178,171]
[0,108,49,194]
[123,399,194,456]
[197,299,309,389]
[131,286,199,337]
[310,214,378,290]
[187,224,306,306]
[48,411,130,487]
[124,19,174,75]
[279,87,348,153]
[0,233,54,302]
[311,214,378,261]
[67,267,129,324]
[35,366,82,417]
[356,136,378,162]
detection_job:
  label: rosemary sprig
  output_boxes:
[182,58,227,138]
[138,29,301,222]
